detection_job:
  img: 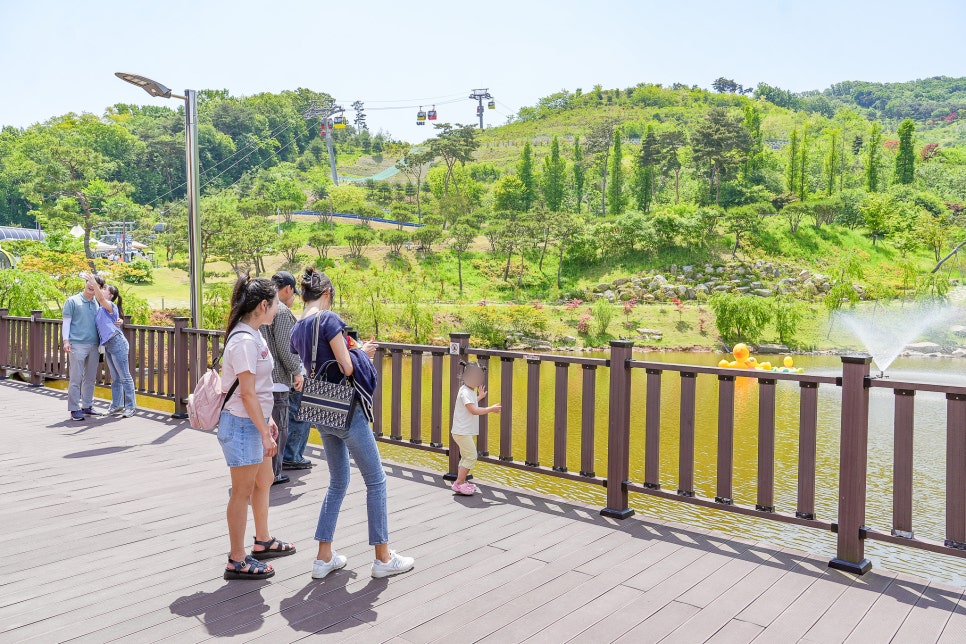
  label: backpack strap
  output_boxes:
[215,330,255,408]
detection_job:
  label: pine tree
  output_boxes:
[743,104,764,179]
[785,129,800,196]
[517,141,536,211]
[572,136,585,213]
[633,125,659,212]
[894,118,916,185]
[798,124,809,201]
[865,122,883,192]
[607,128,626,214]
[540,136,567,212]
[824,128,841,196]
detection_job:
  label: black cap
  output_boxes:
[271,270,300,295]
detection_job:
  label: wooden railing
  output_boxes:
[2,310,965,574]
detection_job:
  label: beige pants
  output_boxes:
[451,434,478,470]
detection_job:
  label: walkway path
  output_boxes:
[3,380,965,642]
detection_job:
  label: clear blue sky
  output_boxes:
[2,0,964,142]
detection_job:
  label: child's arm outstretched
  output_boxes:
[466,386,501,415]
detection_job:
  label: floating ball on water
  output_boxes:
[783,356,794,368]
[759,362,771,370]
[718,359,730,368]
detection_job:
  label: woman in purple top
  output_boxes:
[290,267,415,579]
[86,274,136,418]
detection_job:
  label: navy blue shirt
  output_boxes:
[290,310,347,378]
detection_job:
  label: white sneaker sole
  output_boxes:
[371,563,415,579]
[311,559,347,579]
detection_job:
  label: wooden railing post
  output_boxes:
[830,354,872,575]
[410,349,423,444]
[444,332,470,481]
[601,340,634,519]
[430,351,444,446]
[372,347,385,436]
[945,393,966,549]
[643,368,662,488]
[0,308,9,379]
[715,375,736,505]
[171,317,189,418]
[892,389,916,539]
[478,356,490,456]
[390,348,403,440]
[552,362,569,472]
[525,358,541,467]
[580,365,597,477]
[28,310,43,385]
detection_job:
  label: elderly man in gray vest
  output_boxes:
[261,271,305,485]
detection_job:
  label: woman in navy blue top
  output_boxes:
[290,268,415,579]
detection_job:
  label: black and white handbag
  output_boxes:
[296,312,356,429]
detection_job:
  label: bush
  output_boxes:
[111,257,154,284]
[708,292,772,344]
[167,259,189,272]
[465,304,549,348]
[592,299,614,337]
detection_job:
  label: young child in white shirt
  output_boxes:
[450,361,501,495]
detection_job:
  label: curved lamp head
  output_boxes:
[114,72,175,99]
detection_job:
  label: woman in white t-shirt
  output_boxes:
[218,275,296,580]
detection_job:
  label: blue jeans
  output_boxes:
[104,333,136,411]
[315,403,389,546]
[284,390,310,463]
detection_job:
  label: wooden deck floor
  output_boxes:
[3,379,966,643]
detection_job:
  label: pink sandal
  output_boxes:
[452,482,477,495]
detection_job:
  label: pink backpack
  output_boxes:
[187,331,248,430]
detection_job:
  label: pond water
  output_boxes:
[319,351,966,585]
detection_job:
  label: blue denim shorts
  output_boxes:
[217,411,268,467]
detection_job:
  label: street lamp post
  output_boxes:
[115,72,203,329]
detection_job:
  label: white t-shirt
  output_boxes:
[451,385,479,436]
[221,323,275,420]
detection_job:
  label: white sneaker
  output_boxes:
[371,551,415,578]
[312,552,347,579]
[106,407,123,417]
[122,408,136,418]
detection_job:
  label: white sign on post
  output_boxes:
[449,342,460,355]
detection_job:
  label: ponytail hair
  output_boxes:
[300,267,334,304]
[226,274,278,334]
[106,284,123,318]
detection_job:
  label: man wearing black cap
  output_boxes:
[261,271,304,486]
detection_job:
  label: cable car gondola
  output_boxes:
[333,115,346,129]
[416,106,427,125]
[487,99,496,110]
[427,105,437,120]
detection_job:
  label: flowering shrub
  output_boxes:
[576,314,592,335]
[564,298,583,311]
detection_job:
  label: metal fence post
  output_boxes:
[830,354,872,575]
[0,308,8,379]
[28,310,43,385]
[171,317,189,418]
[444,332,471,481]
[601,340,634,519]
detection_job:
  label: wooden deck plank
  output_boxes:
[800,570,897,643]
[1,380,964,643]
[938,587,966,644]
[841,572,928,643]
[751,568,859,642]
[892,582,965,644]
[704,619,765,643]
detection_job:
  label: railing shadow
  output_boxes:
[377,460,963,608]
